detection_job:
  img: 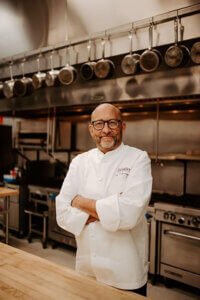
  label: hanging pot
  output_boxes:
[121,30,140,75]
[164,18,189,68]
[58,46,77,85]
[80,41,96,80]
[14,60,33,97]
[0,82,4,99]
[190,41,200,64]
[140,24,162,73]
[94,38,115,79]
[3,63,15,99]
[32,55,46,89]
[45,51,60,87]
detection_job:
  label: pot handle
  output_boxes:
[21,60,25,78]
[65,45,71,66]
[174,18,178,46]
[101,38,106,59]
[50,49,55,71]
[148,23,153,50]
[87,40,92,62]
[9,60,13,80]
[128,30,133,55]
[36,52,42,73]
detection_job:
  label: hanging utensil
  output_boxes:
[121,29,140,75]
[32,54,46,89]
[14,58,33,97]
[164,18,189,68]
[58,46,77,85]
[94,37,115,79]
[190,41,200,64]
[139,23,162,73]
[0,82,4,99]
[3,61,15,99]
[45,50,60,87]
[80,40,96,80]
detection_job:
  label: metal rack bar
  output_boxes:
[0,3,200,67]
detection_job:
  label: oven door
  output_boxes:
[161,223,200,274]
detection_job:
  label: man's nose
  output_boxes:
[102,122,111,134]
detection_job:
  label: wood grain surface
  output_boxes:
[0,243,149,300]
[0,188,19,197]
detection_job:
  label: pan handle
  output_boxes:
[9,61,13,81]
[148,24,153,50]
[87,40,92,62]
[128,30,133,55]
[174,18,178,46]
[101,38,106,59]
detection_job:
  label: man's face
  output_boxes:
[89,106,126,153]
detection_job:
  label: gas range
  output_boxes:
[155,202,200,229]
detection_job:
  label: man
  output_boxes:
[56,103,152,296]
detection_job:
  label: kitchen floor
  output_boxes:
[2,235,199,300]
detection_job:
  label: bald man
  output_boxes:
[56,103,152,296]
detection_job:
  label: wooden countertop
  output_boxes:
[0,243,149,300]
[0,187,19,197]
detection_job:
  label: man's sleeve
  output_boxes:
[96,151,152,232]
[56,156,89,236]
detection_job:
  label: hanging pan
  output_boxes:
[14,58,33,97]
[94,38,115,79]
[140,23,162,73]
[121,29,140,75]
[80,40,96,80]
[190,41,200,64]
[3,62,15,99]
[164,18,189,68]
[0,82,4,99]
[32,54,46,89]
[58,46,77,85]
[46,50,60,87]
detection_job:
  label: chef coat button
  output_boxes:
[98,177,102,182]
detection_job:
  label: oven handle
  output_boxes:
[164,230,200,242]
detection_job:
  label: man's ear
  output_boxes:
[122,121,126,134]
[89,124,94,138]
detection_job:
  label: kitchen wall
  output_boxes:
[0,0,200,79]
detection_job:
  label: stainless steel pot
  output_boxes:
[14,61,33,97]
[45,51,60,87]
[121,30,140,75]
[164,19,189,68]
[3,64,15,99]
[94,39,115,79]
[140,24,162,73]
[190,41,200,64]
[58,47,77,85]
[80,41,96,80]
[32,55,46,89]
[0,82,4,98]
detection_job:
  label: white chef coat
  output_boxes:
[56,143,152,290]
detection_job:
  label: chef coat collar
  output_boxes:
[96,142,124,160]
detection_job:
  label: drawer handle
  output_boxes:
[164,269,182,278]
[164,230,200,242]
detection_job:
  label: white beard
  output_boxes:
[100,137,115,149]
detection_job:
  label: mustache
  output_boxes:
[100,134,115,138]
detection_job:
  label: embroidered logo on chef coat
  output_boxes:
[115,167,131,177]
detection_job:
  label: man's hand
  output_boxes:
[86,215,98,225]
[71,194,99,221]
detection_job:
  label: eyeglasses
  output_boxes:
[91,119,121,130]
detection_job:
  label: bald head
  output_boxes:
[91,104,122,122]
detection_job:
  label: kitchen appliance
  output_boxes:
[155,201,200,289]
[139,24,162,73]
[47,188,76,248]
[121,30,140,75]
[146,205,157,280]
[80,40,96,80]
[14,60,33,97]
[32,55,46,89]
[58,46,77,85]
[94,38,115,79]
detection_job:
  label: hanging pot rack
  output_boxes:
[0,3,200,68]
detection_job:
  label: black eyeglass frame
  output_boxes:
[91,119,122,130]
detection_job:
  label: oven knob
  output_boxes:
[192,217,200,226]
[170,213,176,221]
[178,217,185,224]
[164,212,169,220]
